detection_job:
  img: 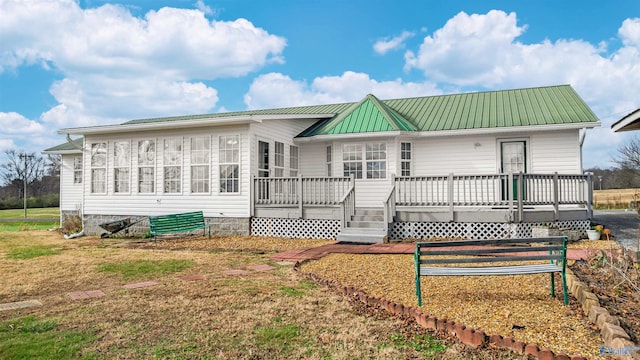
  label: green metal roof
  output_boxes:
[43,138,83,154]
[111,85,598,135]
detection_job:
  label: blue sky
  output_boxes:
[1,0,640,169]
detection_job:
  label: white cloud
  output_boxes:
[244,71,442,110]
[194,0,214,16]
[373,30,415,55]
[403,10,640,167]
[0,0,285,131]
[0,112,48,155]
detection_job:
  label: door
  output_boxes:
[258,141,269,199]
[500,141,526,200]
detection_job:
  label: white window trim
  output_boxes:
[274,141,285,178]
[219,135,241,194]
[497,137,530,174]
[163,138,183,194]
[90,142,107,194]
[113,140,131,195]
[400,141,412,177]
[289,145,299,177]
[137,139,156,195]
[342,142,387,180]
[190,136,211,194]
[73,155,83,184]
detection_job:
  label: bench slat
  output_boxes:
[420,245,563,256]
[148,211,211,239]
[420,264,562,276]
[417,237,564,248]
[421,254,562,265]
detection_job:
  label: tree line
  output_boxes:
[0,150,60,210]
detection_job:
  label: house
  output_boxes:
[44,85,599,242]
[612,108,640,132]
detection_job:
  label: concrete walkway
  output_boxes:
[271,242,604,262]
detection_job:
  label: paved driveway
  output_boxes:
[592,209,639,251]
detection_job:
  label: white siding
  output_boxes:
[81,125,251,217]
[412,130,582,176]
[299,142,328,177]
[60,154,83,212]
[529,130,581,173]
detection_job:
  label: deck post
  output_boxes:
[553,172,560,221]
[507,172,513,222]
[297,174,303,218]
[447,173,454,222]
[586,172,594,219]
[250,176,255,217]
[517,172,524,222]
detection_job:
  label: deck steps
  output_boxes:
[337,208,388,243]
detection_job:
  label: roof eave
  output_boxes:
[59,113,335,136]
[42,149,83,155]
[612,109,640,132]
[415,122,600,137]
[294,131,405,143]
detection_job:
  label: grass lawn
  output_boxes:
[0,229,490,360]
[0,207,59,219]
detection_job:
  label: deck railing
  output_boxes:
[395,172,593,221]
[339,181,356,228]
[252,173,593,222]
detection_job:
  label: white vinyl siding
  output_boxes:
[60,154,83,212]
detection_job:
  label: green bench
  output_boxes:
[414,236,568,306]
[148,211,211,241]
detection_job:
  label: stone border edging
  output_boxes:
[293,261,589,360]
[566,268,639,359]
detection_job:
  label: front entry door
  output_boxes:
[501,141,526,200]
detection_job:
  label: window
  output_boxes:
[219,135,240,193]
[289,145,298,177]
[366,143,386,179]
[274,141,284,177]
[163,138,182,193]
[342,143,387,179]
[401,142,412,176]
[326,145,332,177]
[258,141,269,177]
[113,141,130,193]
[342,144,362,179]
[73,155,82,184]
[191,137,210,193]
[90,143,106,193]
[137,140,155,193]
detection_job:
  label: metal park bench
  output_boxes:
[414,237,568,306]
[148,211,211,241]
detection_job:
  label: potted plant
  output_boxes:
[586,225,603,240]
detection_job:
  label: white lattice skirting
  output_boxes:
[389,220,591,240]
[251,217,591,240]
[251,218,341,239]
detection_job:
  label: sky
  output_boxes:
[1,0,640,169]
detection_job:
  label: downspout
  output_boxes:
[63,133,86,239]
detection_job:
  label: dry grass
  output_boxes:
[0,231,461,359]
[594,188,640,209]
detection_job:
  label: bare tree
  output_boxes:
[615,136,640,173]
[1,150,45,199]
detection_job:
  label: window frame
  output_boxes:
[400,142,412,177]
[190,136,211,194]
[219,135,240,194]
[137,139,156,194]
[163,138,183,194]
[342,142,387,180]
[326,145,332,177]
[90,142,107,194]
[73,155,83,184]
[113,141,131,194]
[289,145,299,177]
[274,141,285,178]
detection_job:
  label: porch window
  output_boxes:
[73,155,82,184]
[113,141,130,193]
[163,138,182,193]
[191,137,210,193]
[343,143,387,179]
[366,143,386,179]
[137,140,155,193]
[326,146,332,177]
[90,143,106,193]
[401,142,411,176]
[274,141,284,177]
[289,145,298,177]
[342,144,363,179]
[219,135,239,193]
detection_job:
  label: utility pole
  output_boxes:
[19,153,33,219]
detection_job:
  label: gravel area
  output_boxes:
[300,251,603,358]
